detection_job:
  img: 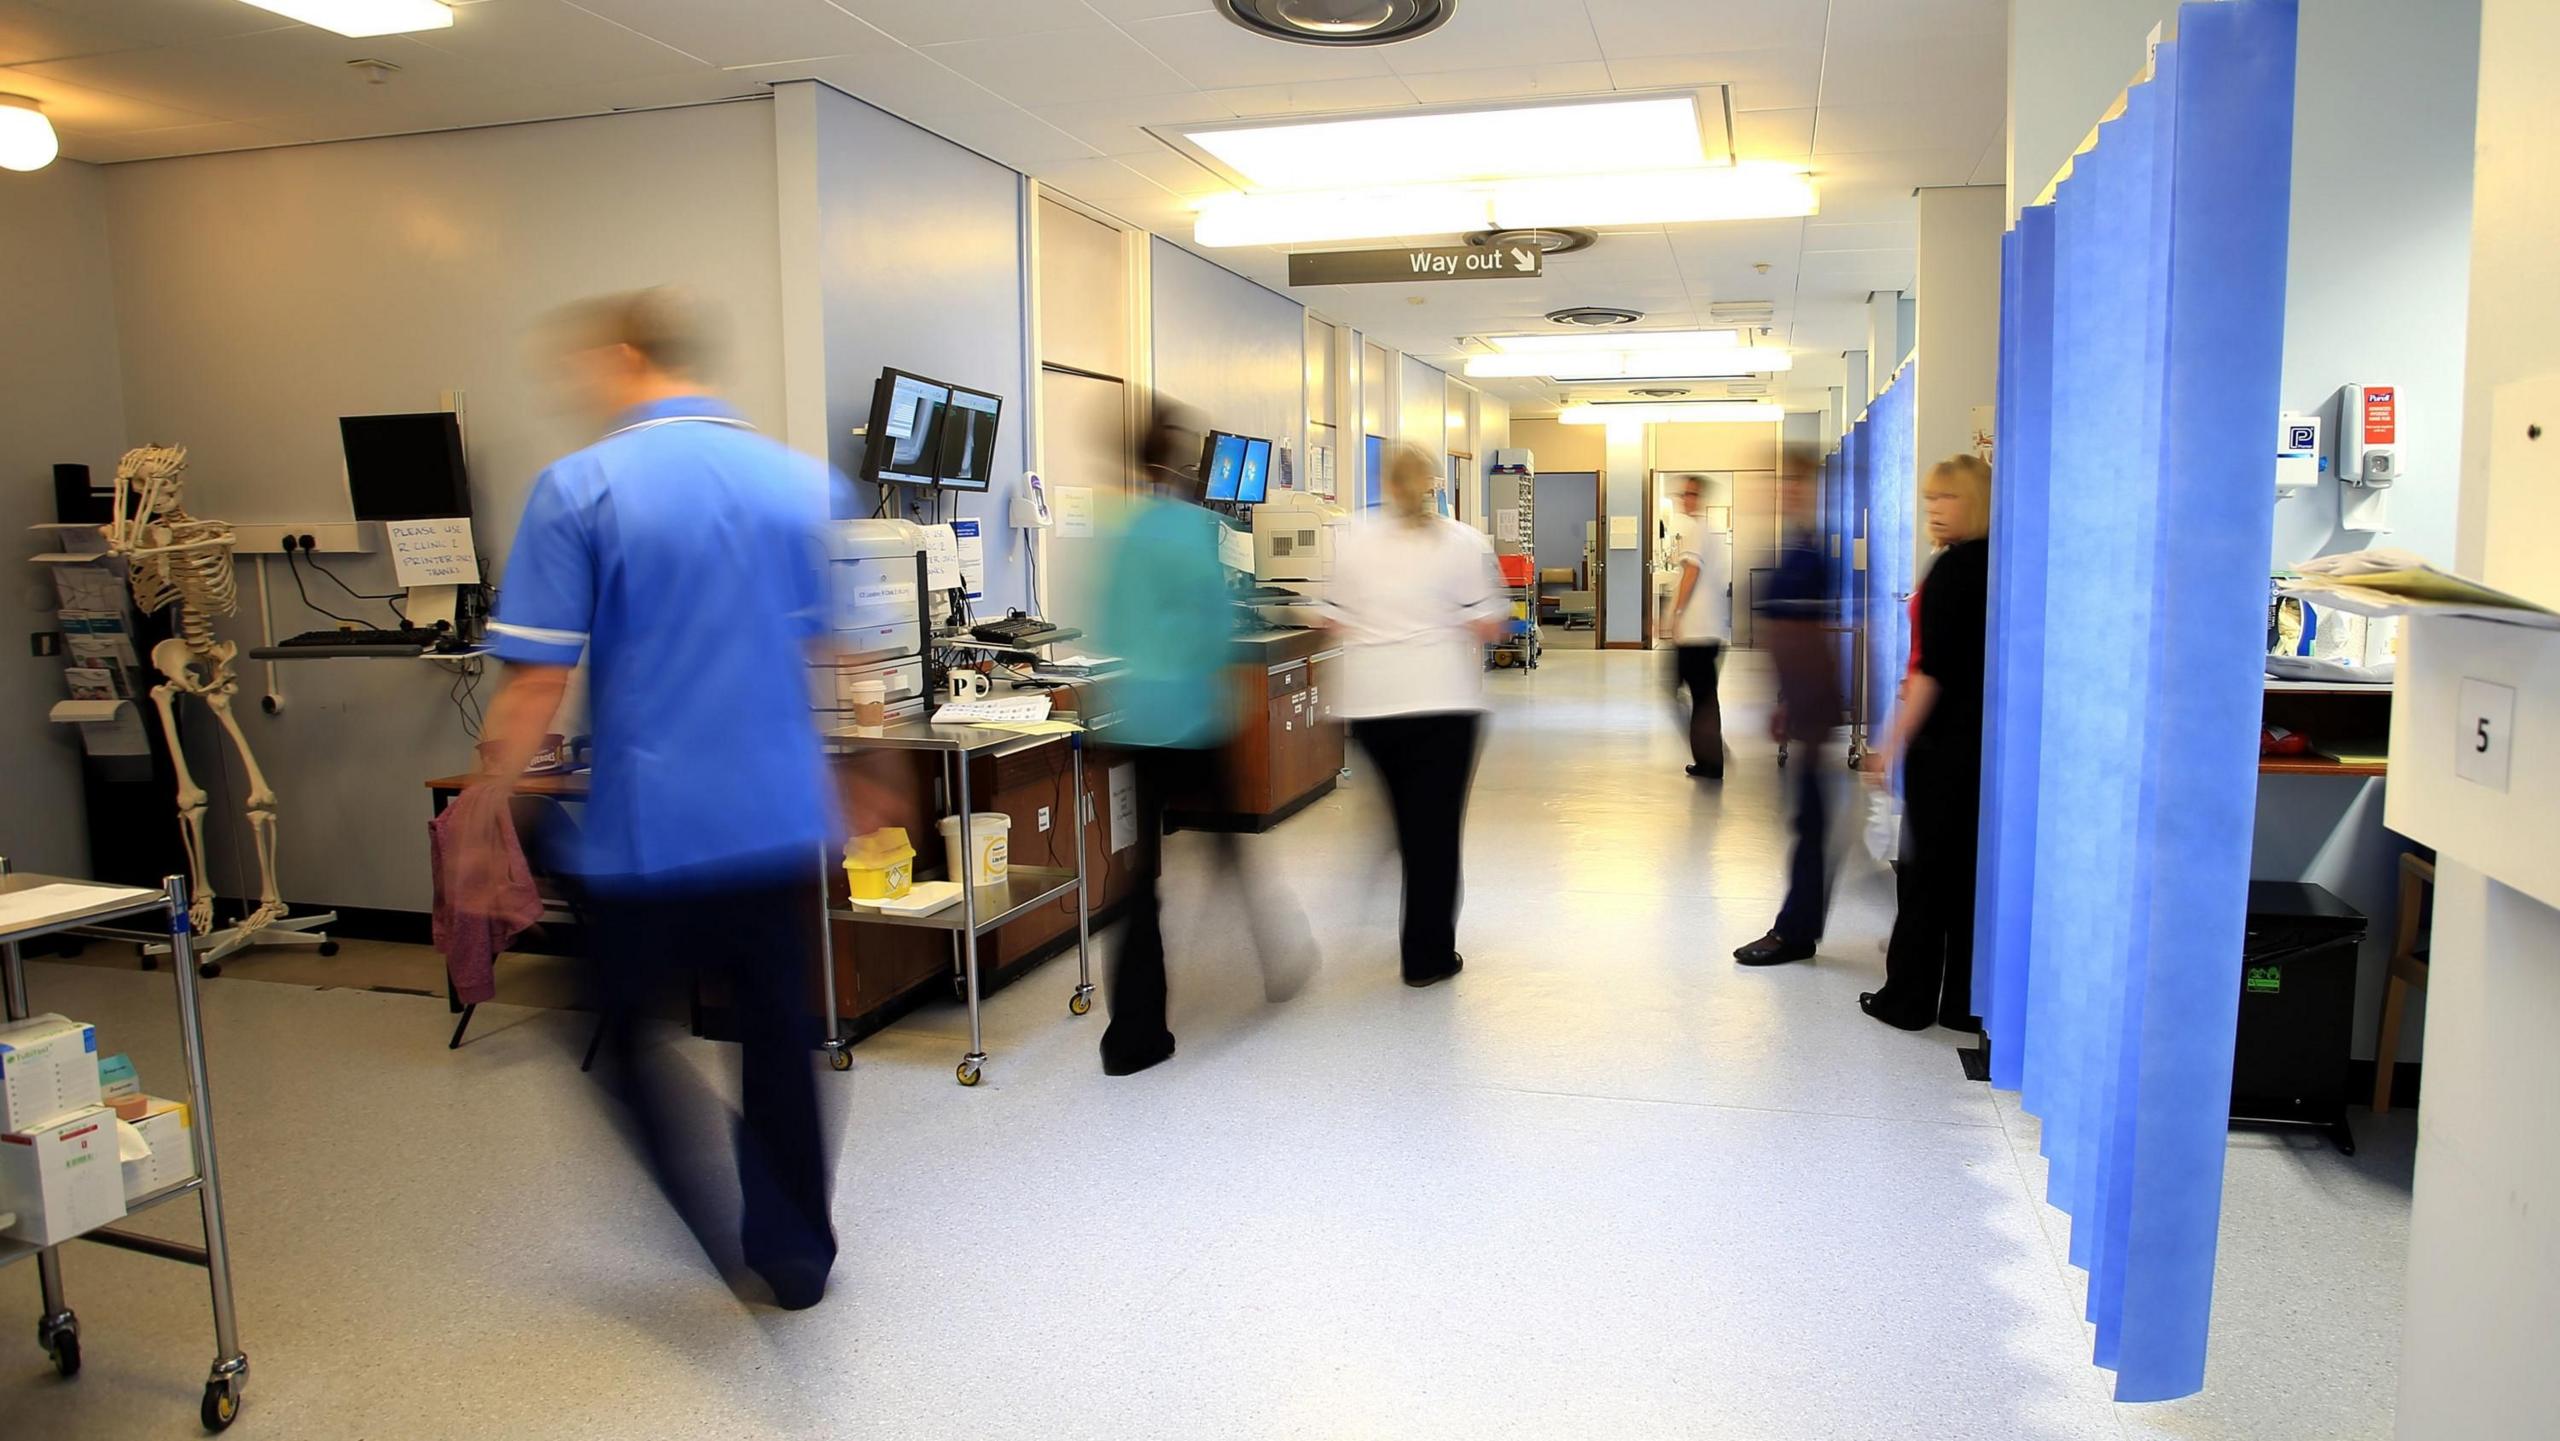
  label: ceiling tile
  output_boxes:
[543,70,772,116]
[1031,154,1169,204]
[1731,105,1810,162]
[1086,0,1210,17]
[0,63,216,130]
[1811,145,1978,192]
[1113,143,1228,195]
[1375,0,1605,74]
[0,0,151,66]
[1801,177,1921,227]
[564,0,883,68]
[1031,89,1237,155]
[1818,37,2001,107]
[1823,0,2004,48]
[14,0,293,51]
[1797,247,1916,289]
[1812,99,2000,157]
[1120,9,1392,89]
[409,0,708,89]
[1395,60,1615,107]
[1198,74,1417,119]
[731,44,1014,120]
[20,30,486,129]
[1604,46,1821,111]
[837,0,1106,48]
[1801,220,1912,252]
[1967,130,2003,186]
[921,104,1101,169]
[924,24,1192,108]
[1584,0,1829,59]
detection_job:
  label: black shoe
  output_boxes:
[1859,991,1931,1031]
[1685,764,1724,780]
[1404,953,1464,988]
[1100,1031,1176,1076]
[746,1256,831,1311]
[1734,932,1815,966]
[1939,1014,1984,1034]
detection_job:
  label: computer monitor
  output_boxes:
[1202,432,1247,502]
[865,369,950,486]
[340,412,471,521]
[1237,437,1273,505]
[937,385,1002,491]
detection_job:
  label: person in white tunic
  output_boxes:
[1327,444,1508,986]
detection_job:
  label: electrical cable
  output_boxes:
[303,552,409,624]
[281,547,367,626]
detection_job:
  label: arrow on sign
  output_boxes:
[1509,246,1536,270]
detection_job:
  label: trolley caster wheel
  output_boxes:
[197,961,222,980]
[826,1046,853,1072]
[317,941,340,957]
[202,1377,242,1431]
[40,1319,79,1379]
[1068,989,1092,1016]
[956,1058,983,1087]
[140,954,161,972]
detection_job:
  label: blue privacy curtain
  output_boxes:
[1975,0,2296,1402]
[1862,364,1917,745]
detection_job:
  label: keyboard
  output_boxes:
[971,616,1060,646]
[253,628,437,659]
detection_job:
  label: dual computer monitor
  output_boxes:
[1201,430,1272,505]
[865,367,1003,491]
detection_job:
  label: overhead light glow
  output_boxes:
[1486,329,1740,354]
[1193,163,1815,248]
[1183,95,1707,192]
[0,94,58,172]
[236,0,453,37]
[1465,348,1793,381]
[1559,402,1784,426]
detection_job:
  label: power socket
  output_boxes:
[1036,805,1052,833]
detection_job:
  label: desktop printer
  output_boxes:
[814,519,932,722]
[1246,493,1344,627]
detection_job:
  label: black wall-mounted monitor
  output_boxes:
[1201,431,1247,502]
[937,385,1002,492]
[1237,437,1273,504]
[865,368,950,486]
[341,412,471,520]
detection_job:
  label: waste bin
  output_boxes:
[2230,881,2368,1153]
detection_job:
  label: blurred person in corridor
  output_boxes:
[458,287,854,1310]
[1734,446,1844,967]
[1860,455,1992,1032]
[1658,473,1733,779]
[1093,405,1315,1076]
[1328,443,1507,987]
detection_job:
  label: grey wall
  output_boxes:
[1150,237,1304,457]
[1,160,128,877]
[803,83,1030,613]
[94,100,788,913]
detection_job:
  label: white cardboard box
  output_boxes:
[0,1015,102,1132]
[0,1106,129,1246]
[121,1098,195,1201]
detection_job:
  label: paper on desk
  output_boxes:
[0,881,162,932]
[2283,550,2560,630]
[931,695,1052,724]
[978,719,1084,736]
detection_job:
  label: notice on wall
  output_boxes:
[952,518,986,601]
[1108,763,1137,853]
[1608,514,1639,550]
[1058,486,1095,539]
[386,518,480,587]
[1493,507,1522,543]
[922,524,962,590]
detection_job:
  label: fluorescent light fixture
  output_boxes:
[0,94,58,172]
[1181,94,1709,192]
[236,0,453,37]
[1485,329,1739,354]
[1464,348,1792,381]
[1559,402,1784,426]
[1193,162,1816,248]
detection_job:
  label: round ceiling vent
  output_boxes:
[1215,0,1458,46]
[1628,387,1692,398]
[1544,306,1645,328]
[1465,227,1597,256]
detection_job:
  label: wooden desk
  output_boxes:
[1162,628,1344,832]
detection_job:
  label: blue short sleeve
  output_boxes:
[488,469,595,667]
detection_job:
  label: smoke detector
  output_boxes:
[1544,306,1644,328]
[1215,0,1458,46]
[1465,227,1597,256]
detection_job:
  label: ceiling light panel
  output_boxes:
[236,0,453,37]
[1559,402,1784,426]
[1191,163,1815,247]
[1485,329,1740,354]
[1180,93,1709,191]
[1464,348,1792,381]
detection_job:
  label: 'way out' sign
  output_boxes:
[1288,243,1544,286]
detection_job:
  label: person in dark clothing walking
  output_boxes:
[1735,449,1843,967]
[1861,455,1993,1030]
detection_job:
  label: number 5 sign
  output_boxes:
[2456,677,2517,792]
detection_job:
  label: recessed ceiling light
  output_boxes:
[1217,0,1459,47]
[1500,327,1730,351]
[1180,94,1709,192]
[1467,227,1596,255]
[237,0,452,38]
[1465,347,1792,381]
[1189,162,1815,246]
[1540,307,1645,329]
[1560,401,1782,426]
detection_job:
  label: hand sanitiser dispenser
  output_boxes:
[2336,383,2397,531]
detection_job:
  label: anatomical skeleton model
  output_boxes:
[104,444,333,966]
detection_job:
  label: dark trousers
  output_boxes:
[1352,712,1483,977]
[1875,758,1983,1029]
[1773,754,1833,948]
[1671,642,1726,773]
[586,873,835,1288]
[1102,744,1237,1062]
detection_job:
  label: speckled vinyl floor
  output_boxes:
[1,649,2409,1439]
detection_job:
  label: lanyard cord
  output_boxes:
[601,414,755,439]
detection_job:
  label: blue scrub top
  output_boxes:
[489,396,848,887]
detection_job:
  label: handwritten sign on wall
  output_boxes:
[385,518,480,587]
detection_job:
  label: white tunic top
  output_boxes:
[1328,513,1506,720]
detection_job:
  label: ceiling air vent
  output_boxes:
[1544,306,1644,328]
[1216,0,1458,46]
[1707,301,1777,327]
[1464,227,1597,256]
[1722,380,1772,396]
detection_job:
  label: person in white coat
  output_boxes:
[1328,444,1508,987]
[1657,475,1733,778]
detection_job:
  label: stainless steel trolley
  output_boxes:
[822,722,1096,1086]
[0,864,249,1432]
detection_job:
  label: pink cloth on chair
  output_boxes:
[430,787,544,1006]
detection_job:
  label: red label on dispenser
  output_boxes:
[2362,387,2396,445]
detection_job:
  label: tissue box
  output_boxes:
[0,1106,128,1246]
[0,1015,102,1131]
[122,1098,195,1202]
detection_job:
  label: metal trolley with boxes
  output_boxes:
[1487,450,1541,670]
[0,863,249,1431]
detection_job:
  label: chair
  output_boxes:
[2371,852,2434,1113]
